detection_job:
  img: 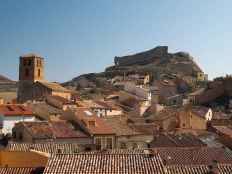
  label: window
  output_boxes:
[38,69,41,77]
[106,137,113,149]
[23,60,27,66]
[25,68,30,77]
[19,133,23,140]
[120,142,126,149]
[88,121,96,127]
[182,123,186,127]
[95,138,101,150]
[28,60,32,66]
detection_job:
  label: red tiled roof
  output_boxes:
[151,133,206,148]
[7,142,80,154]
[51,121,87,138]
[0,167,42,174]
[0,105,33,116]
[191,106,210,118]
[157,147,232,166]
[212,125,232,138]
[15,121,87,140]
[75,108,115,135]
[43,153,165,174]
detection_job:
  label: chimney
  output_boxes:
[144,149,154,158]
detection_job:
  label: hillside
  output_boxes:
[63,46,206,98]
[0,74,17,92]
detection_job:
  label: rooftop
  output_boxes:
[75,108,114,135]
[0,104,34,116]
[20,53,43,58]
[151,133,206,148]
[7,142,80,154]
[37,81,70,93]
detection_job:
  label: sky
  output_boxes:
[0,0,232,82]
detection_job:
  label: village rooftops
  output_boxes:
[43,152,165,174]
[74,107,115,135]
[43,147,232,174]
[0,104,34,116]
[157,147,232,165]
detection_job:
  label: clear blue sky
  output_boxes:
[0,0,231,82]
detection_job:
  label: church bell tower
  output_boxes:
[17,53,44,103]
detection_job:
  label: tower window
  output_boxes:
[28,60,32,66]
[23,60,27,66]
[38,69,41,77]
[25,68,30,77]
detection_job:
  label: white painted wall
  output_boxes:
[0,115,36,134]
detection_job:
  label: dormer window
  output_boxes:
[88,121,96,127]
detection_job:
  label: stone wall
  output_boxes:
[114,46,168,66]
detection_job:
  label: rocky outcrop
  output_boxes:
[114,46,169,66]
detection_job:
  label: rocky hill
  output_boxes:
[63,46,205,98]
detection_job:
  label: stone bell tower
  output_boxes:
[17,53,44,103]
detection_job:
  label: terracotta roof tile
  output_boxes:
[0,105,33,116]
[43,153,166,174]
[37,81,70,93]
[0,167,41,174]
[151,134,206,148]
[7,142,80,154]
[157,147,232,165]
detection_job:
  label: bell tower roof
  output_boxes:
[20,53,43,58]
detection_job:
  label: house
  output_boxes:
[28,102,63,121]
[178,106,213,130]
[63,108,115,150]
[152,107,179,131]
[12,121,90,144]
[0,150,48,174]
[46,95,77,111]
[103,117,153,149]
[211,125,232,150]
[0,105,36,134]
[32,81,71,100]
[91,100,123,117]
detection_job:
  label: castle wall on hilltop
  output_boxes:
[114,46,168,66]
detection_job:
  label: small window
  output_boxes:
[23,60,27,66]
[38,69,41,77]
[95,138,101,150]
[106,137,113,149]
[25,69,30,77]
[28,60,32,66]
[19,133,23,140]
[89,121,96,127]
[120,142,126,149]
[182,123,186,127]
